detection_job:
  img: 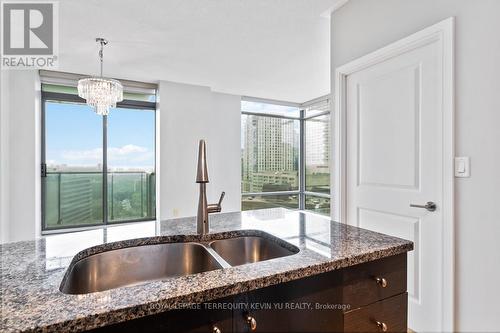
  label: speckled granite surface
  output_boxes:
[0,208,413,332]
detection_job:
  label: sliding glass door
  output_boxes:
[43,101,104,228]
[41,84,156,231]
[107,107,156,223]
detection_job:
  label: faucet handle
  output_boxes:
[217,191,225,207]
[208,192,225,213]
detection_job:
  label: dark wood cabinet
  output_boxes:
[88,254,407,333]
[343,293,408,333]
[88,297,233,333]
[342,253,407,309]
[233,270,343,332]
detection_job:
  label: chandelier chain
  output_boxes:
[96,37,107,77]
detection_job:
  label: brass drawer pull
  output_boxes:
[212,325,222,333]
[375,277,388,288]
[376,321,388,332]
[246,314,257,331]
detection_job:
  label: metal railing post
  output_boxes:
[141,173,144,217]
[57,173,62,224]
[110,173,114,221]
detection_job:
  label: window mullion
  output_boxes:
[299,109,305,210]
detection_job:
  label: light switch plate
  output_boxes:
[454,157,470,177]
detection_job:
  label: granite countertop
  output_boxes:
[0,208,413,333]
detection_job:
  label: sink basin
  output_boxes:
[209,236,299,266]
[60,242,222,294]
[60,232,300,294]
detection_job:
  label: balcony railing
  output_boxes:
[43,171,156,229]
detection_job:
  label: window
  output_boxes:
[41,81,157,230]
[303,99,331,216]
[241,97,331,216]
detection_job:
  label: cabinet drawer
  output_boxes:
[343,293,407,333]
[86,300,233,333]
[343,253,406,309]
[235,271,343,332]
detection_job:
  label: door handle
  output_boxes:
[410,201,437,212]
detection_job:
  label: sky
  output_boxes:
[45,102,155,171]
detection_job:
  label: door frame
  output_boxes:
[332,17,455,331]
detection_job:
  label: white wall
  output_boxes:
[331,1,500,331]
[0,71,11,243]
[159,81,241,220]
[0,71,41,242]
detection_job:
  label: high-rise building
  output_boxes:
[242,115,298,192]
[305,116,330,171]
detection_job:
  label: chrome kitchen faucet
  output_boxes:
[196,139,225,234]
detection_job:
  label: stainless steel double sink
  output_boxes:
[60,233,299,295]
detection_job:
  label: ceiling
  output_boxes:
[58,0,341,103]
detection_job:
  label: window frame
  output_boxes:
[41,90,157,232]
[241,96,331,215]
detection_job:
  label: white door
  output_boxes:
[339,20,454,332]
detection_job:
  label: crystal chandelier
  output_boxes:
[78,38,123,116]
